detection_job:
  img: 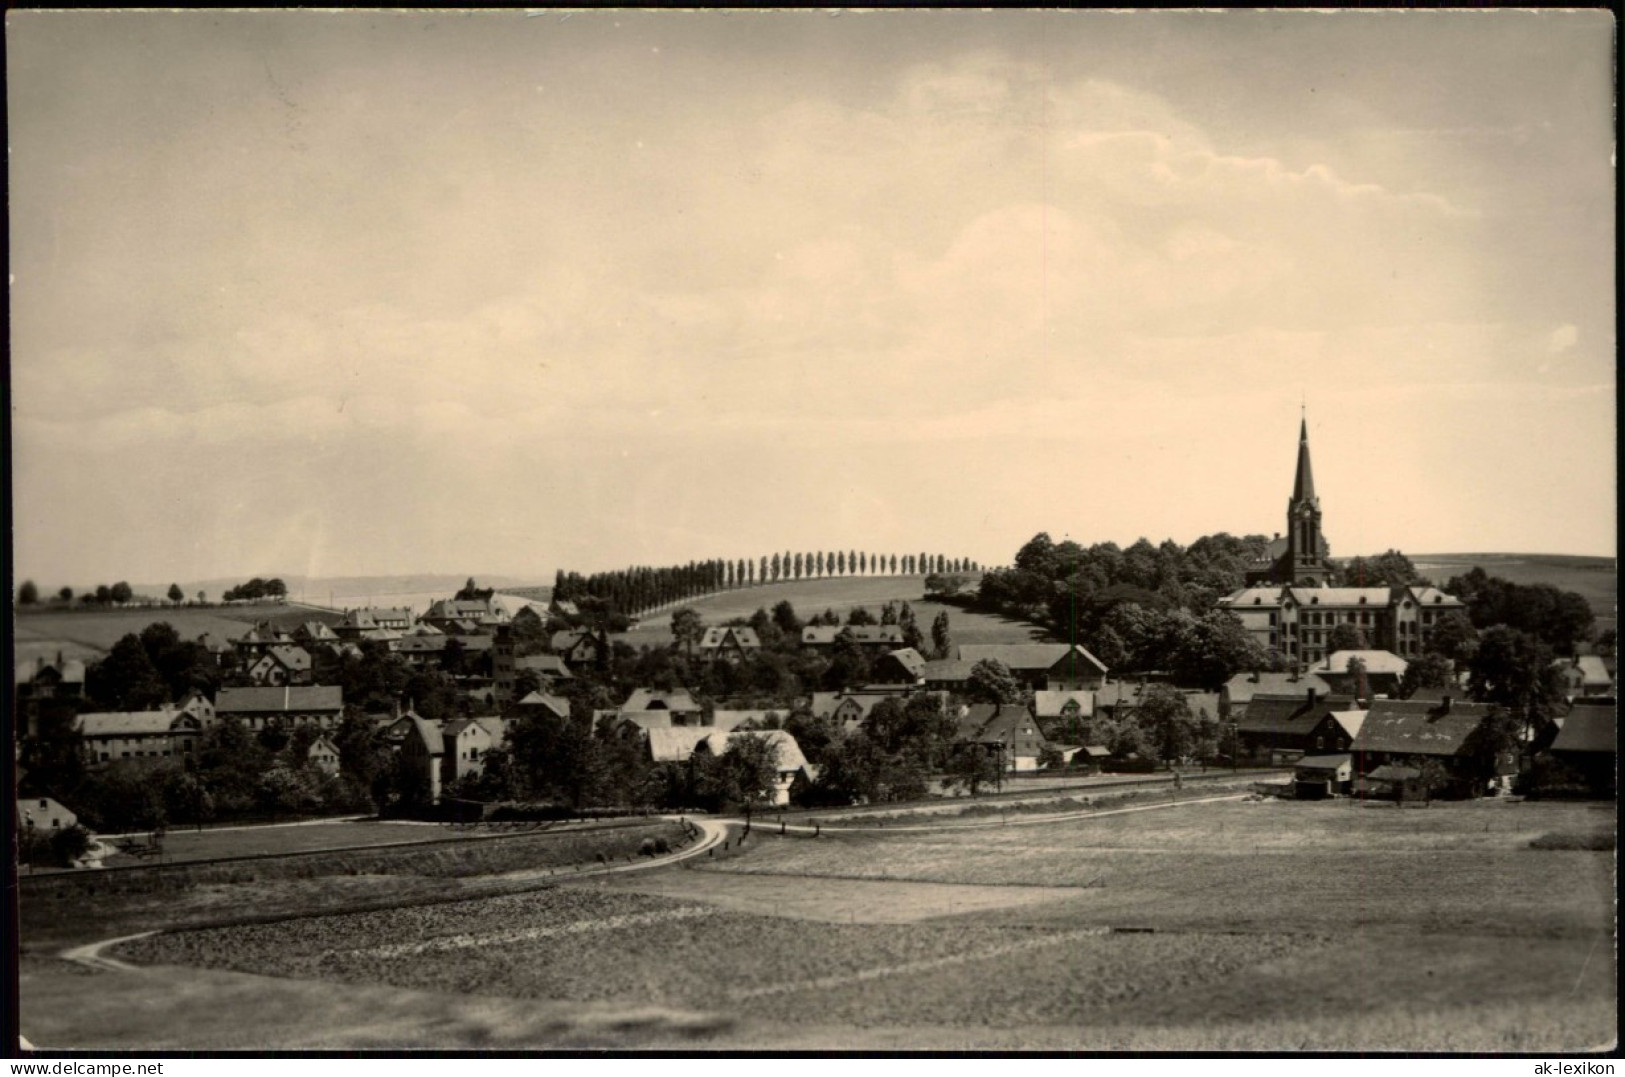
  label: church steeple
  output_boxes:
[1285,414,1330,586]
[1292,415,1317,505]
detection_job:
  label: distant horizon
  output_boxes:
[15,546,1616,600]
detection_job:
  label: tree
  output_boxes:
[110,581,133,604]
[966,659,1022,705]
[847,606,878,626]
[1340,549,1423,587]
[1428,611,1480,664]
[1138,684,1195,766]
[930,611,952,660]
[944,744,1003,796]
[1327,623,1370,652]
[87,633,168,710]
[58,586,73,603]
[95,584,112,605]
[1595,629,1617,660]
[18,580,39,605]
[771,600,802,636]
[692,733,781,811]
[1399,653,1455,699]
[1467,626,1564,753]
[167,583,185,604]
[671,607,705,657]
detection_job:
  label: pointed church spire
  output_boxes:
[1293,415,1317,504]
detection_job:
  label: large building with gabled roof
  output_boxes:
[1220,416,1466,668]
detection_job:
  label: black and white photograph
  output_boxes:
[7,8,1616,1055]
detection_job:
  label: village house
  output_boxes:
[1093,680,1220,728]
[515,691,572,722]
[1552,655,1615,702]
[1315,650,1408,698]
[954,643,1109,690]
[1235,687,1363,764]
[513,653,573,685]
[1292,754,1354,798]
[954,701,1064,772]
[808,689,927,731]
[334,607,414,641]
[17,795,78,832]
[76,708,206,762]
[216,685,344,733]
[232,621,295,660]
[422,598,510,634]
[15,652,87,704]
[550,626,609,667]
[195,632,239,667]
[696,626,763,663]
[291,621,341,646]
[870,647,927,685]
[622,688,703,723]
[710,710,782,732]
[920,657,977,693]
[244,644,315,686]
[691,729,811,807]
[306,734,342,775]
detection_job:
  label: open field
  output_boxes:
[14,602,343,657]
[614,575,1044,648]
[26,796,1614,1051]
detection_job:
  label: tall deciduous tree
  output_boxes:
[18,580,39,605]
[931,611,953,660]
[966,659,1022,705]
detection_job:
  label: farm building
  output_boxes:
[216,685,344,732]
[1348,696,1509,796]
[954,643,1108,690]
[622,688,702,723]
[17,796,78,832]
[1552,656,1615,702]
[1547,703,1616,795]
[1236,688,1363,764]
[550,627,610,667]
[920,658,978,692]
[1354,763,1428,802]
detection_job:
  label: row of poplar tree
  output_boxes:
[552,552,981,619]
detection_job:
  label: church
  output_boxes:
[1217,417,1465,669]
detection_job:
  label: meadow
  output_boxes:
[613,575,1045,647]
[31,797,1613,1052]
[14,602,343,658]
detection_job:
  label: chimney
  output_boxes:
[1306,687,1318,708]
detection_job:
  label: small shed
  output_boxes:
[1293,754,1352,798]
[1356,763,1427,803]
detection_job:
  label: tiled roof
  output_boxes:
[696,729,808,772]
[1366,764,1422,782]
[396,635,447,654]
[880,647,928,678]
[1551,704,1615,754]
[711,710,782,732]
[1221,586,1289,607]
[1406,587,1464,607]
[956,644,1107,674]
[921,659,978,682]
[955,703,1047,754]
[216,685,343,713]
[618,710,674,732]
[1287,587,1393,607]
[264,645,313,670]
[514,654,572,676]
[1350,698,1491,757]
[809,691,896,719]
[1294,754,1351,771]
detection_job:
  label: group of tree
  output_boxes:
[220,577,289,603]
[1443,567,1596,655]
[551,552,981,622]
[17,580,138,607]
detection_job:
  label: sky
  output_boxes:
[8,10,1616,589]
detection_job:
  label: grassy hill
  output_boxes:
[1410,553,1616,635]
[614,575,1048,649]
[13,602,345,661]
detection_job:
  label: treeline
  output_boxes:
[1444,567,1596,655]
[221,577,288,602]
[17,580,136,607]
[552,551,981,620]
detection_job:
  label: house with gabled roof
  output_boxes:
[697,626,762,663]
[809,690,902,731]
[305,734,342,775]
[422,598,510,634]
[551,627,609,667]
[955,643,1108,690]
[1236,687,1363,763]
[1220,670,1334,720]
[245,644,315,686]
[1349,696,1507,793]
[622,688,702,721]
[954,702,1058,772]
[15,652,87,702]
[1553,656,1614,702]
[921,658,978,692]
[516,691,571,721]
[233,621,295,659]
[76,708,206,763]
[1547,703,1615,794]
[292,621,341,646]
[335,607,414,640]
[710,709,784,732]
[514,653,573,683]
[871,647,927,685]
